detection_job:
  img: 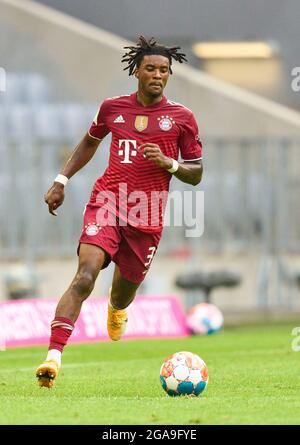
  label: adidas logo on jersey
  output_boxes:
[114,115,125,123]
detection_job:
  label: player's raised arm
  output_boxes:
[44,132,101,216]
[140,143,203,186]
[140,106,203,186]
[172,158,203,185]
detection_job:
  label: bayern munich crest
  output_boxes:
[158,115,174,131]
[85,222,101,236]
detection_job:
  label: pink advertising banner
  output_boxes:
[0,295,190,348]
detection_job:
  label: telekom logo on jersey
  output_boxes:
[118,140,137,163]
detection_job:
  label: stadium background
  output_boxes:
[1,0,300,324]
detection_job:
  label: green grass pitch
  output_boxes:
[0,321,299,425]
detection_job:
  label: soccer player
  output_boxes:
[36,36,203,388]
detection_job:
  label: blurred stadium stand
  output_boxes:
[1,0,300,314]
[33,0,300,113]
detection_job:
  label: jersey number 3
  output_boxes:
[144,246,156,267]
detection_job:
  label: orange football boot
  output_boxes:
[107,288,128,341]
[36,359,59,388]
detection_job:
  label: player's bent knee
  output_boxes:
[72,270,96,299]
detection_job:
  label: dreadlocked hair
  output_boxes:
[122,35,187,75]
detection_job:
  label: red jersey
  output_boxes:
[88,92,203,233]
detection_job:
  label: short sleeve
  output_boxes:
[88,100,111,141]
[178,112,203,161]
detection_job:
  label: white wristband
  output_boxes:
[167,158,179,174]
[54,174,68,186]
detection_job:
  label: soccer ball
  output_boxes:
[160,351,208,397]
[187,303,224,335]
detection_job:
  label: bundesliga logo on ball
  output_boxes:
[160,351,208,397]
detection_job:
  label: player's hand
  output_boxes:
[44,182,65,216]
[139,143,173,170]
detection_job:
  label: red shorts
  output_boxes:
[78,203,162,284]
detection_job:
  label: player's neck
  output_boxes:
[136,90,163,107]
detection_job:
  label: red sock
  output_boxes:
[49,317,74,352]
